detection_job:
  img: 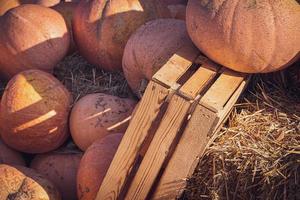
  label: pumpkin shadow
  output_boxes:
[0,32,70,81]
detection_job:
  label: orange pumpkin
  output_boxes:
[77,134,123,200]
[123,19,198,96]
[73,0,170,71]
[186,0,300,73]
[70,93,136,150]
[0,4,70,79]
[0,0,60,16]
[31,149,83,200]
[0,139,25,166]
[0,164,61,200]
[0,70,72,153]
[52,1,78,54]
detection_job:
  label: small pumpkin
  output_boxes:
[52,1,79,54]
[0,70,72,154]
[31,148,83,200]
[77,134,123,200]
[0,0,60,16]
[0,139,25,166]
[122,19,198,96]
[186,0,300,73]
[0,164,61,200]
[73,0,170,71]
[0,4,70,79]
[70,93,136,150]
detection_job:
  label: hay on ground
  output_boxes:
[183,63,300,200]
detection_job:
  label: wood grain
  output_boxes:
[96,81,169,200]
[153,45,199,88]
[151,105,218,199]
[125,95,191,200]
[179,64,219,100]
[213,76,250,133]
[200,70,245,111]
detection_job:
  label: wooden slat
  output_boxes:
[213,76,250,132]
[152,45,199,88]
[200,70,245,111]
[125,95,191,200]
[151,105,218,200]
[152,75,249,199]
[96,81,169,200]
[179,64,219,100]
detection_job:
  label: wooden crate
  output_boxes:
[96,47,250,200]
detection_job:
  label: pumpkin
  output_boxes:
[70,93,136,150]
[77,133,123,200]
[0,4,70,79]
[0,164,61,200]
[72,0,170,71]
[52,1,78,54]
[186,0,300,73]
[0,0,60,16]
[0,139,25,166]
[30,148,83,200]
[122,19,199,96]
[0,0,24,16]
[0,70,72,154]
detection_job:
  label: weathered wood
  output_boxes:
[151,105,218,200]
[213,76,250,133]
[96,81,169,200]
[153,45,199,88]
[179,64,219,100]
[200,70,245,111]
[125,95,191,200]
[151,75,250,200]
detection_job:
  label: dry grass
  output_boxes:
[53,53,135,104]
[183,63,300,200]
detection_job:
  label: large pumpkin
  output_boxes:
[0,4,70,79]
[0,164,61,200]
[52,1,78,54]
[123,19,199,96]
[0,139,25,166]
[0,70,72,153]
[186,0,300,73]
[77,134,123,200]
[31,149,83,200]
[70,93,136,150]
[72,0,170,71]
